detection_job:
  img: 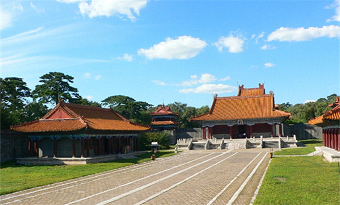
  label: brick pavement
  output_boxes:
[0,149,270,205]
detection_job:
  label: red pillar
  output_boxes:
[28,138,32,157]
[209,127,213,139]
[326,129,330,148]
[34,138,39,157]
[230,126,233,139]
[333,129,336,149]
[279,124,283,137]
[250,125,253,138]
[72,137,76,158]
[322,130,326,146]
[202,127,206,140]
[337,128,340,151]
[271,124,274,138]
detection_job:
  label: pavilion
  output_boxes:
[309,96,340,151]
[190,84,291,140]
[150,104,180,131]
[11,99,150,161]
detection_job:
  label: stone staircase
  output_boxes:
[263,141,279,148]
[178,136,298,150]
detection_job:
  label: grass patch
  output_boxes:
[254,156,340,205]
[275,139,323,155]
[0,150,177,195]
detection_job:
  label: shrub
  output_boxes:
[138,131,170,150]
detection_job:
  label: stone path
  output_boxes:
[0,149,270,205]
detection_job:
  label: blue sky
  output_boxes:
[1,0,339,108]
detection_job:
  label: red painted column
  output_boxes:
[207,127,210,139]
[332,129,336,150]
[250,125,253,138]
[230,126,233,139]
[28,138,32,157]
[202,127,206,140]
[331,129,334,149]
[72,137,76,158]
[334,129,338,150]
[271,124,274,138]
[210,126,213,139]
[322,130,326,146]
[279,124,283,137]
[326,129,329,147]
[337,128,340,151]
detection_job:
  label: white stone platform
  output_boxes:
[314,146,340,162]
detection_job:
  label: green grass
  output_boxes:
[254,156,340,205]
[274,139,323,155]
[0,150,177,195]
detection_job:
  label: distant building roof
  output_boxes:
[11,99,150,133]
[150,104,178,116]
[309,96,340,127]
[191,84,290,122]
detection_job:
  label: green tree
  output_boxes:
[280,94,338,123]
[0,77,31,110]
[167,102,209,128]
[70,97,101,107]
[23,101,49,122]
[32,72,80,105]
[138,131,170,150]
[0,77,31,129]
[102,95,152,123]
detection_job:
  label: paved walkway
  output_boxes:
[0,149,270,205]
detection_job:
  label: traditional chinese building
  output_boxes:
[11,99,150,161]
[150,104,180,131]
[309,96,340,151]
[190,84,290,139]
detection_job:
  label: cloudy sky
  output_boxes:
[1,0,339,108]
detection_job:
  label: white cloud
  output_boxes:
[83,73,91,78]
[115,53,133,62]
[252,32,265,43]
[95,75,102,80]
[0,9,12,31]
[153,80,167,86]
[261,44,276,50]
[179,73,217,86]
[179,84,237,94]
[220,76,231,81]
[327,0,340,22]
[57,0,83,3]
[78,0,148,21]
[214,34,245,53]
[267,25,340,42]
[30,2,45,13]
[138,36,207,60]
[264,62,276,68]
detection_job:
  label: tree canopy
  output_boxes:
[32,72,80,105]
[0,77,31,110]
[278,94,337,123]
[102,95,152,124]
